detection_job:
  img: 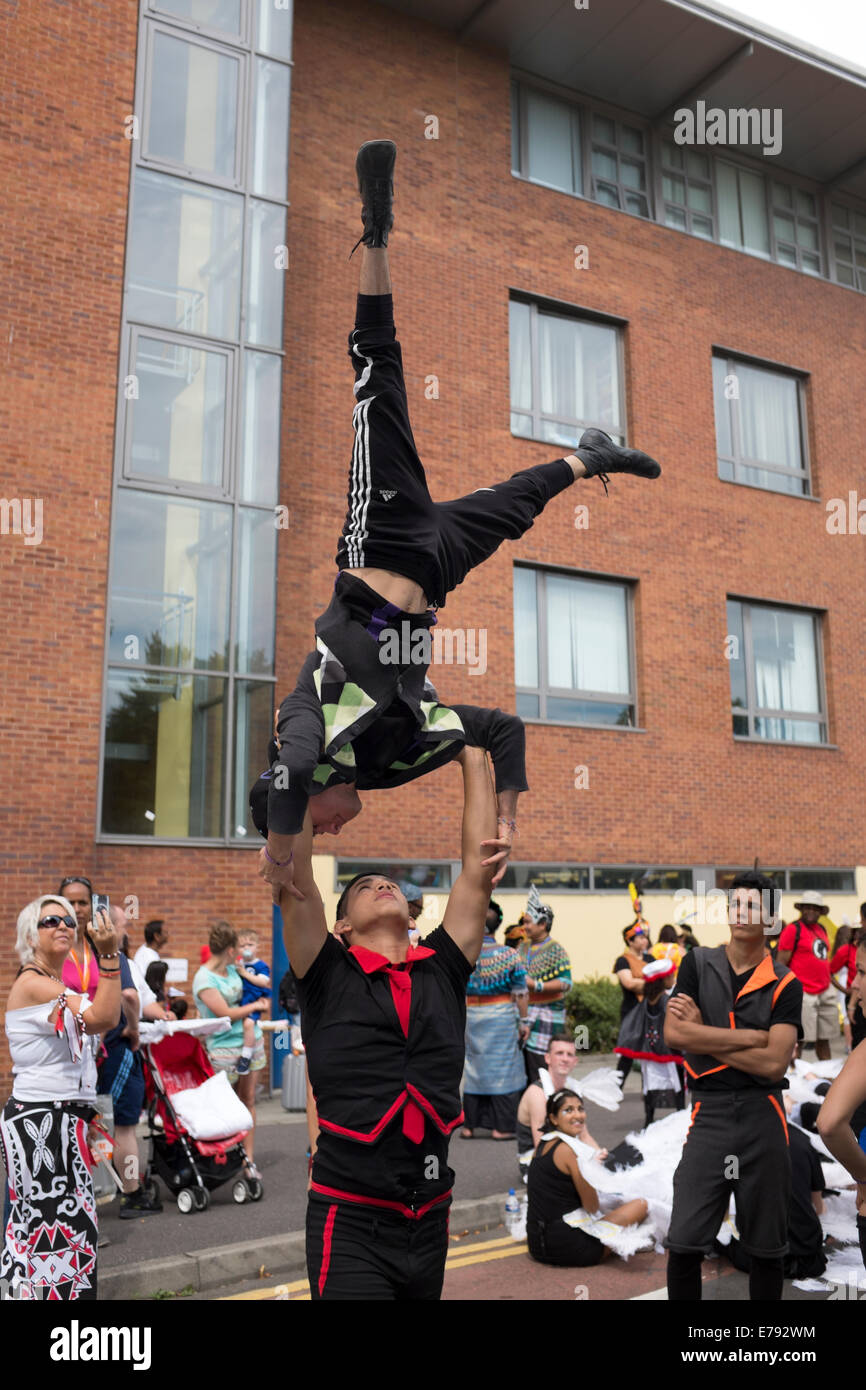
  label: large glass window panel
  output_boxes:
[127,334,229,488]
[128,169,242,339]
[498,864,590,891]
[149,0,242,34]
[740,169,769,254]
[537,316,619,433]
[509,300,531,411]
[547,697,631,724]
[257,0,293,58]
[546,575,630,696]
[737,364,800,470]
[717,161,741,245]
[513,567,538,689]
[525,90,579,193]
[751,607,820,715]
[726,599,747,712]
[232,679,275,838]
[252,59,290,200]
[108,491,232,670]
[146,31,240,182]
[246,199,287,347]
[240,350,281,503]
[102,670,226,837]
[236,508,277,674]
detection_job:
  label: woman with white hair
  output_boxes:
[1,895,120,1300]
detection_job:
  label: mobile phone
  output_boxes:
[91,893,110,925]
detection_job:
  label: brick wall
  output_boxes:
[2,0,864,1089]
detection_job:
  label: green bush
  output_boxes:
[565,975,621,1053]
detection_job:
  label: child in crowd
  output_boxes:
[615,957,685,1127]
[235,929,271,1075]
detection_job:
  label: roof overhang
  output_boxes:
[377,0,866,200]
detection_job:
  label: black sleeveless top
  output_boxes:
[526,1137,584,1225]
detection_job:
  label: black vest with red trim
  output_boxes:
[305,944,465,1143]
[683,946,796,1082]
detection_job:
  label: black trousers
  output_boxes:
[306,1192,450,1301]
[667,1090,792,1259]
[336,295,574,609]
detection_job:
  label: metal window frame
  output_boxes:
[146,0,251,47]
[509,294,626,448]
[713,351,811,495]
[828,199,866,292]
[656,135,716,239]
[139,19,248,191]
[513,563,637,728]
[768,179,822,276]
[333,859,459,893]
[97,0,288,846]
[727,597,828,744]
[714,867,856,893]
[514,78,582,197]
[490,864,696,894]
[122,324,236,496]
[588,112,651,220]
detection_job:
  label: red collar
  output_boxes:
[348,942,436,974]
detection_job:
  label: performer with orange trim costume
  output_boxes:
[279,745,501,1301]
[663,870,803,1302]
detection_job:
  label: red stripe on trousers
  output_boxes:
[318,1203,338,1297]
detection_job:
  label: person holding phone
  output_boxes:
[1,896,121,1299]
[57,875,101,1001]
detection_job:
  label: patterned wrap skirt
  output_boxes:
[0,1097,98,1301]
[463,1001,526,1096]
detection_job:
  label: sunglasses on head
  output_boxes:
[58,876,93,893]
[38,914,77,930]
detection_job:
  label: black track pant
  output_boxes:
[666,1089,792,1300]
[306,1192,450,1301]
[336,294,574,609]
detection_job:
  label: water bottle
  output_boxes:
[504,1188,520,1237]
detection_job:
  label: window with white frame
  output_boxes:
[712,354,809,496]
[509,298,624,450]
[831,202,866,291]
[514,566,635,726]
[101,0,292,843]
[726,598,827,744]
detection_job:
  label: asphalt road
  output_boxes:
[94,1059,650,1270]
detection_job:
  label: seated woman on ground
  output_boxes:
[526,1090,648,1267]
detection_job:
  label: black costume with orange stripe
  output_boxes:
[666,947,803,1259]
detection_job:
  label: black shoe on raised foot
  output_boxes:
[119,1186,163,1220]
[350,139,396,256]
[576,427,662,494]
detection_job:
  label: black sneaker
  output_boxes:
[119,1187,163,1220]
[576,427,662,494]
[350,139,396,255]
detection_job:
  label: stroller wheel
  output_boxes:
[144,1180,160,1203]
[192,1187,210,1213]
[232,1179,249,1204]
[247,1177,264,1202]
[177,1188,195,1214]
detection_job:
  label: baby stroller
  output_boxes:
[140,1021,264,1213]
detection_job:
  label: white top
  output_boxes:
[6,997,98,1102]
[127,955,157,1013]
[133,944,160,977]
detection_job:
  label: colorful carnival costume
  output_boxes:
[521,889,572,1082]
[463,930,527,1134]
[614,958,684,1126]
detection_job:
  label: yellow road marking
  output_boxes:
[218,1234,528,1299]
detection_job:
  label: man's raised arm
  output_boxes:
[451,705,526,885]
[277,810,328,979]
[441,746,500,964]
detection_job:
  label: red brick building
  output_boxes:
[2,0,865,1088]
